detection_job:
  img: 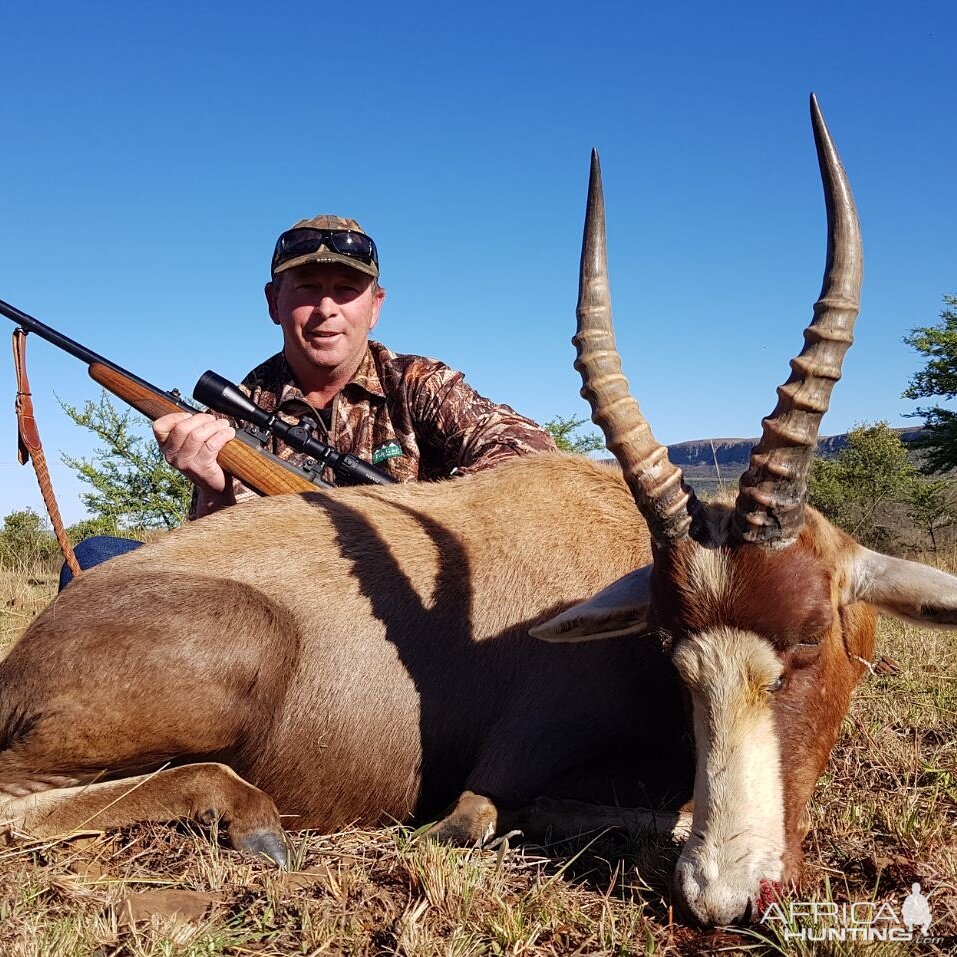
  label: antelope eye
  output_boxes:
[768,675,786,693]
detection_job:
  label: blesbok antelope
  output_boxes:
[0,96,954,928]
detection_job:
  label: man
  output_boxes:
[154,215,556,518]
[62,216,555,585]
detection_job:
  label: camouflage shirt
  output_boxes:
[190,340,555,517]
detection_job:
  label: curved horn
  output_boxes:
[733,95,863,546]
[574,149,700,548]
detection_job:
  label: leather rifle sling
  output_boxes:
[12,329,81,577]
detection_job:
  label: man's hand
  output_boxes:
[153,412,236,494]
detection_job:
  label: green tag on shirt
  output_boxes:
[372,441,404,465]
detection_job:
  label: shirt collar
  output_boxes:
[346,341,386,399]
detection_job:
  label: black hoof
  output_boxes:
[236,829,289,868]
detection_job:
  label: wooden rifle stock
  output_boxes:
[89,363,317,495]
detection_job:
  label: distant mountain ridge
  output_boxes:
[662,426,925,485]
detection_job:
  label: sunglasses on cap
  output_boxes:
[271,228,379,275]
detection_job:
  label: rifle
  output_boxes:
[1,298,396,495]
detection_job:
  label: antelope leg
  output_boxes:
[0,762,287,865]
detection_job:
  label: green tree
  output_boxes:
[543,414,604,455]
[906,478,957,552]
[903,294,957,472]
[808,422,920,550]
[0,508,59,567]
[60,392,192,530]
[806,457,846,523]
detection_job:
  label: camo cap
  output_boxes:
[271,215,379,279]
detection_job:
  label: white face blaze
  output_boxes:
[671,626,786,926]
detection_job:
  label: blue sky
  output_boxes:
[1,1,954,523]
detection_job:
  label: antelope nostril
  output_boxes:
[670,889,701,927]
[741,898,754,924]
[671,872,700,926]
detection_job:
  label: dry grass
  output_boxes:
[0,562,954,956]
[0,563,59,647]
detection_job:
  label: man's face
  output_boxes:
[265,262,385,379]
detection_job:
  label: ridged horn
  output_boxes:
[574,149,700,548]
[733,94,863,546]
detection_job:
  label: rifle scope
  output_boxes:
[193,370,396,487]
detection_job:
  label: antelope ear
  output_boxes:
[530,565,653,642]
[849,548,957,627]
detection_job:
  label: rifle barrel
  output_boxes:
[0,298,194,414]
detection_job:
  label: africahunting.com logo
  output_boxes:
[760,882,952,945]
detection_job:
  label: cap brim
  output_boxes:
[273,251,379,279]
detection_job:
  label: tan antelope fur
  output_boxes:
[2,96,956,929]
